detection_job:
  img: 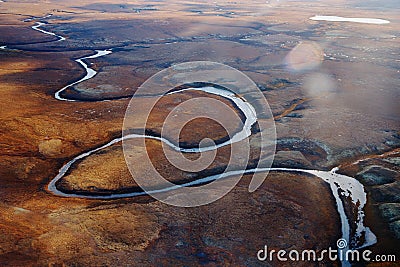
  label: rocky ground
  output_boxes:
[0,0,399,266]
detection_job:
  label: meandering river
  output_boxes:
[54,49,112,101]
[48,46,377,254]
[15,15,381,265]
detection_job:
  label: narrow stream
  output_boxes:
[54,49,112,101]
[32,22,66,42]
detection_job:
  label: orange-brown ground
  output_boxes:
[0,0,399,266]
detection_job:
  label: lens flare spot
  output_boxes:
[303,72,336,97]
[285,42,324,72]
